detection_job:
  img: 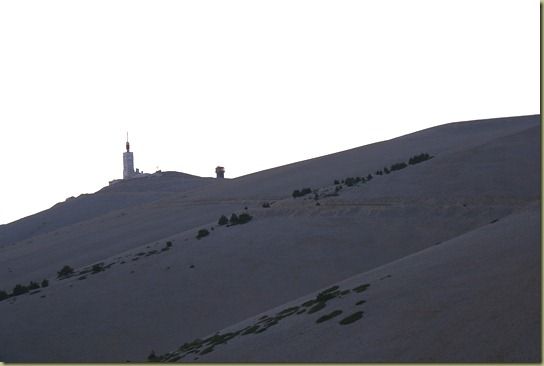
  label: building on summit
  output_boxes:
[110,135,226,186]
[215,166,225,179]
[109,134,150,185]
[123,134,149,180]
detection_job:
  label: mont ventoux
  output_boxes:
[0,114,540,362]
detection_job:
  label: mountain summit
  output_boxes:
[0,114,540,362]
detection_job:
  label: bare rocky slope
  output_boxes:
[0,114,539,362]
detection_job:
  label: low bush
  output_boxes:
[0,290,8,301]
[218,215,229,225]
[339,311,364,325]
[345,177,356,187]
[237,213,252,224]
[292,187,312,198]
[353,283,370,293]
[28,281,40,290]
[262,202,270,208]
[57,265,74,278]
[92,263,104,273]
[41,279,49,288]
[229,213,239,225]
[196,229,209,239]
[408,152,432,165]
[390,162,407,171]
[12,284,28,296]
[316,310,343,324]
[166,241,172,248]
[307,301,327,314]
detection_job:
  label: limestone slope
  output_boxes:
[171,204,539,362]
[0,115,539,362]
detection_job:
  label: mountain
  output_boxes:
[0,114,539,362]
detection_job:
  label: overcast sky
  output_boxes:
[0,0,539,225]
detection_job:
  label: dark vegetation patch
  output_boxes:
[353,283,370,293]
[158,281,373,361]
[316,310,343,324]
[339,311,364,325]
[292,187,312,198]
[200,347,214,355]
[57,265,74,279]
[196,229,209,239]
[242,325,260,335]
[308,301,327,314]
[278,306,299,316]
[0,277,50,302]
[355,300,366,306]
[390,162,407,171]
[408,153,432,165]
[327,152,433,197]
[218,215,228,225]
[92,263,104,273]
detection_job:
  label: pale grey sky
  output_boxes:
[0,0,539,224]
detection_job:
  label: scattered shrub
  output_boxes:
[316,310,343,324]
[237,213,253,224]
[352,283,370,293]
[92,263,104,273]
[200,347,214,355]
[0,290,8,301]
[229,213,239,225]
[339,311,364,325]
[384,167,390,174]
[262,202,270,208]
[218,215,228,225]
[376,170,383,175]
[28,281,40,290]
[408,153,432,165]
[41,279,49,288]
[390,162,407,171]
[166,241,172,248]
[366,174,372,180]
[334,179,340,185]
[12,284,28,296]
[307,301,327,314]
[292,187,312,198]
[196,229,209,239]
[57,265,74,278]
[345,177,357,187]
[242,325,260,335]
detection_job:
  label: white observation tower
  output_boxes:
[123,133,135,179]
